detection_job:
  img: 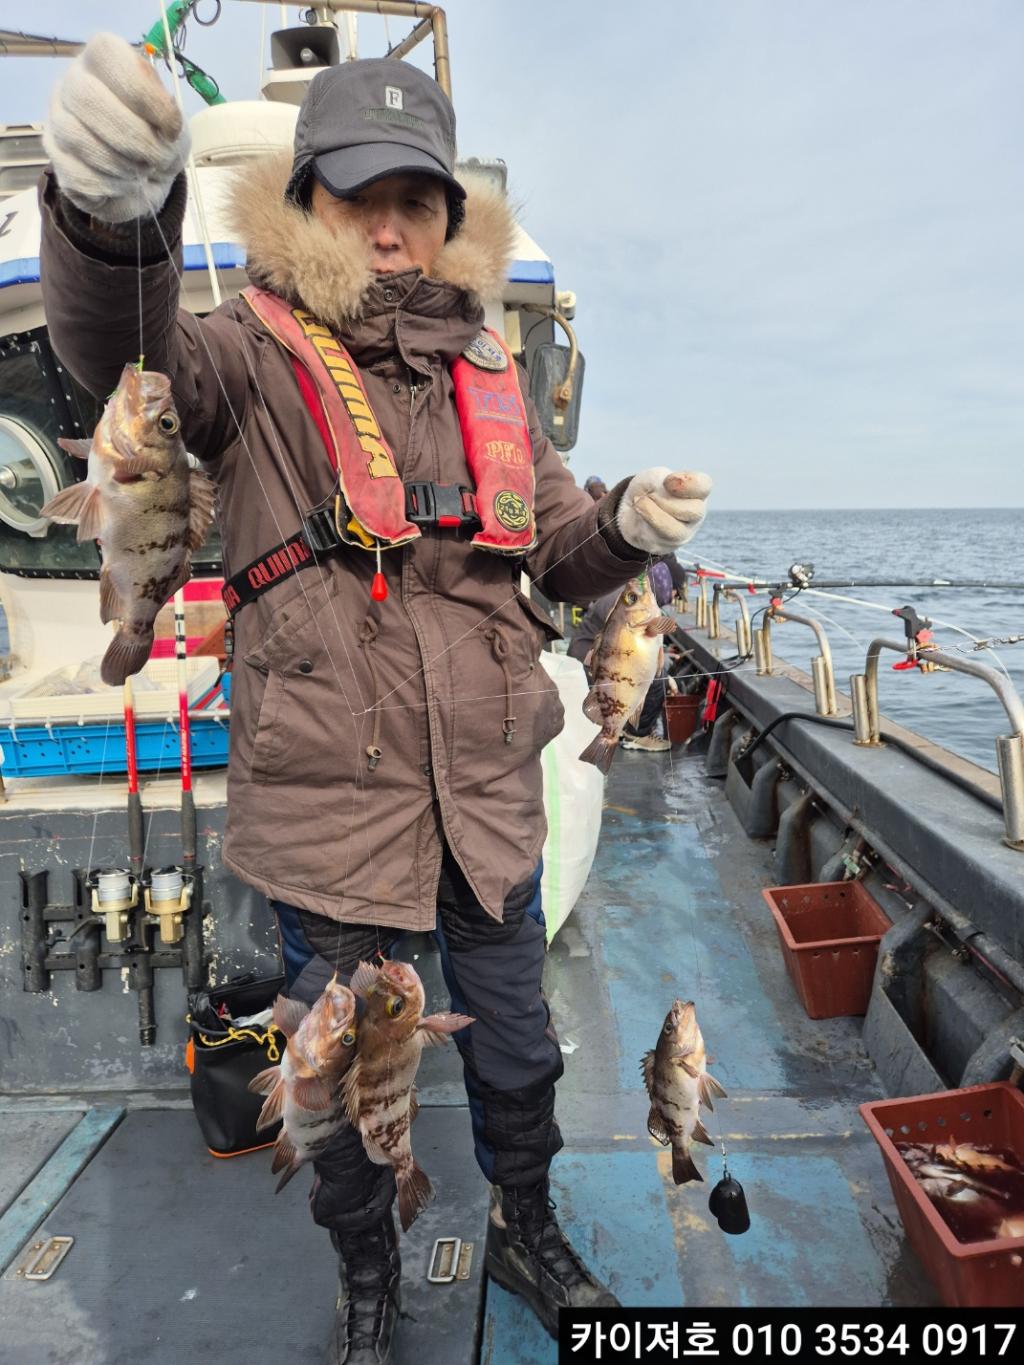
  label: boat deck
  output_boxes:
[0,746,936,1364]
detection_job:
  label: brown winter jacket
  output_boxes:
[39,155,646,929]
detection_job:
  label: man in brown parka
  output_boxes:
[40,35,711,1364]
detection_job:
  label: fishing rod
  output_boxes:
[123,677,144,878]
[174,588,197,874]
[679,565,1024,592]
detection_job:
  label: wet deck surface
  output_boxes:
[482,745,937,1361]
[0,744,935,1364]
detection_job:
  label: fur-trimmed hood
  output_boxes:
[223,151,517,331]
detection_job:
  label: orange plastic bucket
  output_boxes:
[664,693,701,743]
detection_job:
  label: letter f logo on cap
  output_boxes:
[385,86,403,110]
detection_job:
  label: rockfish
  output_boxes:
[344,958,474,1231]
[641,999,726,1185]
[898,1139,1024,1243]
[579,575,674,773]
[249,978,358,1192]
[41,364,215,686]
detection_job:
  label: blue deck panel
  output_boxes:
[599,815,788,1093]
[482,1151,686,1365]
[482,747,936,1356]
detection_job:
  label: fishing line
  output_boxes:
[684,553,1015,682]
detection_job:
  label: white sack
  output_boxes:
[539,650,604,943]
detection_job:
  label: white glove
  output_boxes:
[44,33,190,224]
[616,467,712,555]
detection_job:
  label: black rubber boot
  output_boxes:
[326,1216,401,1365]
[484,1181,619,1337]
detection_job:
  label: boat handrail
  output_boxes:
[757,608,839,717]
[853,636,1024,849]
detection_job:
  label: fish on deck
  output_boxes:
[41,363,215,685]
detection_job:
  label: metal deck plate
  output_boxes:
[0,1107,488,1365]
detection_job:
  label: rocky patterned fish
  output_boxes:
[249,978,358,1192]
[641,999,726,1185]
[344,958,474,1231]
[41,364,215,686]
[897,1140,1024,1243]
[579,575,675,773]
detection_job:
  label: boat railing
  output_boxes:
[852,636,1024,849]
[756,606,839,717]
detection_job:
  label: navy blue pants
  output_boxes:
[272,849,564,1235]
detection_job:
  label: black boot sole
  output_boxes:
[485,1247,560,1340]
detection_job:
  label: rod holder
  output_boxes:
[727,590,752,658]
[819,657,835,720]
[709,584,722,639]
[850,674,875,745]
[695,579,708,630]
[759,625,775,674]
[996,736,1024,850]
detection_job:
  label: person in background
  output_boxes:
[568,555,681,755]
[583,474,608,502]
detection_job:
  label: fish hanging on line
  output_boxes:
[344,958,474,1231]
[579,575,675,773]
[41,364,215,686]
[641,999,726,1185]
[248,977,358,1193]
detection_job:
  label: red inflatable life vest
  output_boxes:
[242,287,536,556]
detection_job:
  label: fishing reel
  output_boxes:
[788,561,815,589]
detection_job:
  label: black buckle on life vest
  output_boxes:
[405,482,480,530]
[301,496,344,553]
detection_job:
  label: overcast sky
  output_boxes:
[2,1,1022,508]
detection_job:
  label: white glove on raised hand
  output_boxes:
[44,33,190,224]
[616,467,712,555]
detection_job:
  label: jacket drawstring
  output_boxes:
[484,627,516,744]
[359,617,383,770]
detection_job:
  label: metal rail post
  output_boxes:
[768,609,838,716]
[726,589,752,658]
[859,637,1024,850]
[709,584,722,639]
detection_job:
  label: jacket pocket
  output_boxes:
[247,667,288,784]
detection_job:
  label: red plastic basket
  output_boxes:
[860,1083,1024,1307]
[761,881,890,1018]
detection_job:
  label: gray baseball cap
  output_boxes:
[292,57,465,200]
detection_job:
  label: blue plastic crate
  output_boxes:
[0,714,230,779]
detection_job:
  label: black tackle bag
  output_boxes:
[186,973,286,1158]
